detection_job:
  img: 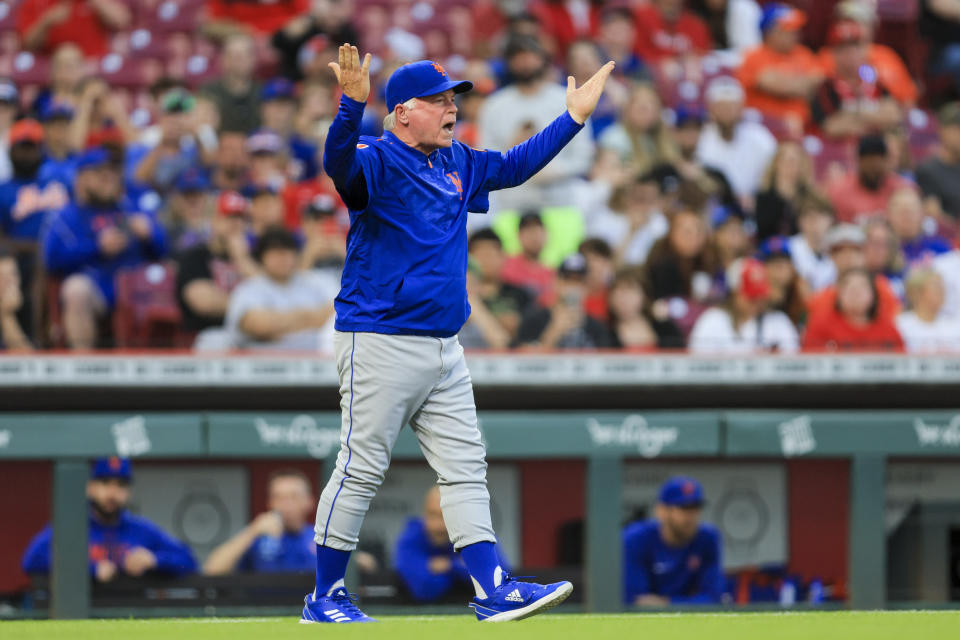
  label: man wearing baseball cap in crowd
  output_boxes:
[42,147,168,349]
[737,3,823,132]
[688,256,800,354]
[36,100,77,187]
[623,476,724,607]
[0,119,68,241]
[167,168,214,252]
[811,20,902,141]
[514,253,614,350]
[300,193,347,276]
[259,77,320,182]
[21,457,196,582]
[825,134,912,224]
[176,190,258,336]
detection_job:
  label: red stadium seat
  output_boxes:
[112,262,188,349]
[0,0,21,33]
[98,54,151,90]
[138,0,203,34]
[10,51,49,88]
[877,0,918,21]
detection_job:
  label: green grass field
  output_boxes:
[4,611,960,640]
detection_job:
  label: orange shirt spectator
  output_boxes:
[803,268,904,352]
[530,0,601,59]
[825,135,912,223]
[737,4,823,129]
[806,274,901,323]
[819,44,917,106]
[17,0,131,58]
[634,0,712,64]
[207,0,308,35]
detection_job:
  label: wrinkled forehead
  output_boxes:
[416,89,456,104]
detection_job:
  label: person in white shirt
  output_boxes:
[788,194,837,291]
[688,257,799,354]
[224,226,338,353]
[587,170,668,266]
[478,35,594,214]
[896,266,960,354]
[695,76,777,210]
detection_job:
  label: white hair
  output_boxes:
[383,98,417,131]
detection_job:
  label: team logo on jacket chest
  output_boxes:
[446,171,462,200]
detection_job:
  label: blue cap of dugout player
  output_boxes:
[385,60,473,113]
[658,476,705,507]
[91,456,132,481]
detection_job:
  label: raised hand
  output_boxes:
[566,61,616,125]
[328,43,372,103]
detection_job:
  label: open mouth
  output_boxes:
[442,122,455,134]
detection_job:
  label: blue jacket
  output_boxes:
[237,524,316,573]
[21,510,196,577]
[323,94,583,337]
[0,175,69,240]
[623,520,724,605]
[42,199,167,306]
[393,518,510,603]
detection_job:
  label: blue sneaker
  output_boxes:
[300,587,376,623]
[468,576,573,622]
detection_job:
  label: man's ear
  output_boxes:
[397,105,409,126]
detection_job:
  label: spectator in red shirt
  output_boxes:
[18,0,130,58]
[531,0,602,60]
[634,0,712,66]
[501,212,555,303]
[206,0,308,37]
[803,267,905,352]
[810,21,902,141]
[825,134,912,224]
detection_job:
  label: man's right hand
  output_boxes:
[95,559,117,583]
[250,511,284,538]
[328,44,372,103]
[98,227,129,257]
[428,556,452,574]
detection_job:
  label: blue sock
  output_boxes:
[314,544,351,597]
[459,541,503,599]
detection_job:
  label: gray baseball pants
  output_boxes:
[314,330,496,551]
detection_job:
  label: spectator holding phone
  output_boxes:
[515,253,614,350]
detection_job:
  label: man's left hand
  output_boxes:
[122,547,157,576]
[566,61,616,125]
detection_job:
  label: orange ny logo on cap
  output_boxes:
[432,62,447,77]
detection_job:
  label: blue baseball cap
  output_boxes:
[659,476,705,508]
[175,168,210,193]
[261,77,296,102]
[710,204,744,229]
[75,147,111,171]
[385,60,473,113]
[91,456,132,481]
[760,3,806,34]
[757,235,792,261]
[40,100,75,122]
[674,105,705,127]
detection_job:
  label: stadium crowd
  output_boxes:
[0,0,959,354]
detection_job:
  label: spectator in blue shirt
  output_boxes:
[887,187,952,267]
[259,77,320,182]
[203,469,317,574]
[623,476,725,606]
[21,457,196,581]
[42,147,167,349]
[36,100,77,189]
[0,119,69,241]
[394,487,510,603]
